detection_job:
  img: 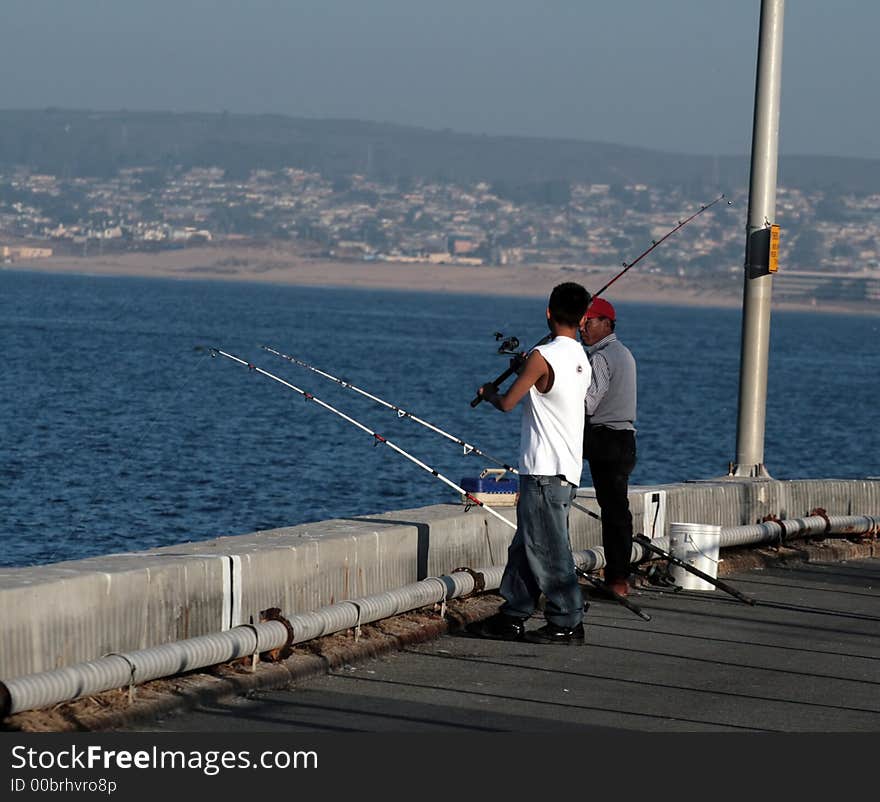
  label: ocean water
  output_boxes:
[1,270,878,567]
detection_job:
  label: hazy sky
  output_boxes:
[3,1,877,158]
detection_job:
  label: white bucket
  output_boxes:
[668,522,722,591]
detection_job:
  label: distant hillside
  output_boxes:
[1,108,878,193]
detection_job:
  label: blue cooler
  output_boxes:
[460,474,518,506]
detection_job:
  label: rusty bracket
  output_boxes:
[350,601,363,642]
[808,507,832,541]
[760,513,785,548]
[103,652,137,702]
[453,566,486,595]
[259,607,295,662]
[239,623,261,671]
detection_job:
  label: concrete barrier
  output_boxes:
[1,477,877,681]
[0,554,225,678]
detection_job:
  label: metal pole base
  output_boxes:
[727,462,772,478]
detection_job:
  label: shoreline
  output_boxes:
[6,243,877,316]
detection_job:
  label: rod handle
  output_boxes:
[470,364,517,407]
[471,334,550,407]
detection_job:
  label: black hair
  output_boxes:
[548,282,591,327]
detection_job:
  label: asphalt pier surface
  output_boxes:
[129,556,880,733]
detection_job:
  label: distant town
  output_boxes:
[2,162,879,306]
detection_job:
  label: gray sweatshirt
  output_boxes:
[585,333,637,431]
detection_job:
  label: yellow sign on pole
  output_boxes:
[769,224,780,273]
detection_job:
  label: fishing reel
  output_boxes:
[635,562,682,591]
[493,331,521,355]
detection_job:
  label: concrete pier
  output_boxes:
[1,476,878,682]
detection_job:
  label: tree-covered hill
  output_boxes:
[1,108,878,194]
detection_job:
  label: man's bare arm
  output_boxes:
[478,350,550,412]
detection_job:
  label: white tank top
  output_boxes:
[519,336,591,486]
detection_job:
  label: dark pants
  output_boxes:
[584,425,637,583]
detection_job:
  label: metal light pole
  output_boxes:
[731,0,785,478]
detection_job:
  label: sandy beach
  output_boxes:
[7,243,876,316]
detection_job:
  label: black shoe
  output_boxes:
[525,622,585,645]
[466,612,526,641]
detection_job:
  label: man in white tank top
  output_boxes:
[469,283,592,645]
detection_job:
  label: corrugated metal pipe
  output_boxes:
[1,513,876,717]
[0,567,501,717]
[630,513,879,565]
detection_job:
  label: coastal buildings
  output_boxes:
[0,164,878,305]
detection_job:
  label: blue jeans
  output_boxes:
[499,475,583,629]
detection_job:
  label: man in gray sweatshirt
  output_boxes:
[581,298,638,597]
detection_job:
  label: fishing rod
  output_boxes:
[209,348,518,531]
[262,345,519,474]
[263,346,602,505]
[576,568,651,621]
[218,348,646,622]
[470,194,729,408]
[593,193,727,297]
[634,533,755,605]
[262,346,620,553]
